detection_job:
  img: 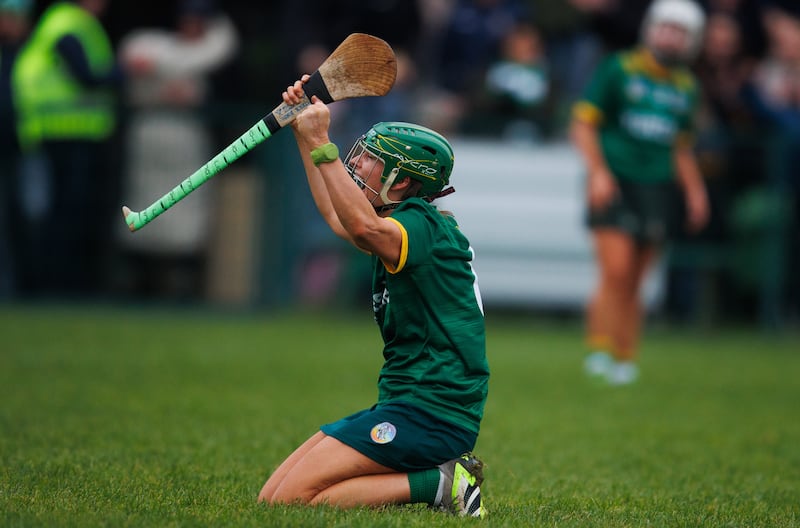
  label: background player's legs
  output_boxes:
[588,229,640,360]
[617,244,660,361]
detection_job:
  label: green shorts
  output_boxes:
[320,402,477,472]
[587,180,682,245]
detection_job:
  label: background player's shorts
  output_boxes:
[586,180,683,245]
[320,401,477,472]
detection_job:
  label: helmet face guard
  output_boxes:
[344,141,388,206]
[344,122,454,205]
[642,0,706,65]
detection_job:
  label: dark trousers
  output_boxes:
[0,153,22,298]
[17,139,118,298]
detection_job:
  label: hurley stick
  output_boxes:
[122,33,397,232]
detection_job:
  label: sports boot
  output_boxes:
[437,453,486,518]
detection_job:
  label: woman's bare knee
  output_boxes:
[266,484,317,505]
[256,486,273,504]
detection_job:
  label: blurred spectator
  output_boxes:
[746,4,800,134]
[435,0,529,92]
[0,0,32,298]
[12,0,125,298]
[695,12,757,131]
[117,0,238,300]
[664,10,759,322]
[704,0,768,58]
[463,21,551,141]
[529,0,604,134]
[740,2,800,317]
[568,0,651,53]
[692,11,757,217]
[414,0,457,78]
[571,0,709,384]
[427,0,530,134]
[277,0,423,84]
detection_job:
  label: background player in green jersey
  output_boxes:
[571,0,710,385]
[257,76,489,517]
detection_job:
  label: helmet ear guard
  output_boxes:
[378,167,402,206]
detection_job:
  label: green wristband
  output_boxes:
[310,142,339,166]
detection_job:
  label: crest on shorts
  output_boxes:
[370,422,397,444]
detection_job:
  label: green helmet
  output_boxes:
[348,122,454,200]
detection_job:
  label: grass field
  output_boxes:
[1,304,798,527]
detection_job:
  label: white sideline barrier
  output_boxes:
[439,139,665,310]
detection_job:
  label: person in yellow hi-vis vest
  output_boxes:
[12,0,124,297]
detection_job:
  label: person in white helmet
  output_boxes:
[570,0,710,385]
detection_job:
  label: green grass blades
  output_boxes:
[1,306,798,527]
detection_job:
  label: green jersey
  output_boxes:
[371,198,489,434]
[573,47,699,183]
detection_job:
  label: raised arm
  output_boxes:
[282,79,403,265]
[282,77,350,241]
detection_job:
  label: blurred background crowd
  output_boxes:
[1,0,798,327]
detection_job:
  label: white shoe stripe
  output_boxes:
[434,481,445,507]
[464,486,480,512]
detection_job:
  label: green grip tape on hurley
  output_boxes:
[123,119,272,232]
